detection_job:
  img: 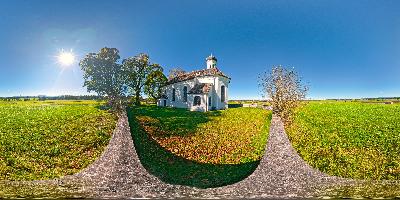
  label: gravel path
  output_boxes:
[212,115,354,198]
[66,112,355,198]
[1,111,399,198]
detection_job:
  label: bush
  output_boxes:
[259,66,308,125]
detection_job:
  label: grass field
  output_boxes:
[286,101,400,180]
[0,100,117,181]
[128,106,271,188]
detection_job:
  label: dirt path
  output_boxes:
[1,112,399,198]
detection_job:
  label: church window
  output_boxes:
[221,86,225,102]
[194,96,201,106]
[172,88,176,101]
[183,86,187,102]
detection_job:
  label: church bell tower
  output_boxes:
[206,54,217,69]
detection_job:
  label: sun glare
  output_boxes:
[57,50,75,67]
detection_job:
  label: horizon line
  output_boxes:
[1,94,400,101]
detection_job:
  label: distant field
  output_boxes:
[128,106,271,187]
[286,101,400,180]
[0,100,117,180]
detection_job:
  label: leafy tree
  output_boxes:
[168,67,185,79]
[79,47,126,112]
[258,65,308,124]
[122,53,162,105]
[144,70,167,101]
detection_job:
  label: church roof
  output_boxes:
[188,83,212,94]
[167,67,230,85]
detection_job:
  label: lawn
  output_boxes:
[128,105,271,188]
[286,101,400,180]
[0,100,117,181]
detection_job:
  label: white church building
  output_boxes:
[157,55,230,112]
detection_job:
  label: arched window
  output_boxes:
[183,86,187,102]
[172,88,176,101]
[221,85,225,102]
[194,96,201,106]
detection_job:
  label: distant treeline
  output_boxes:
[0,95,105,101]
[360,97,400,100]
[326,97,400,101]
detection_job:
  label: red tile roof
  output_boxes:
[167,67,230,85]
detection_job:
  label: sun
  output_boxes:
[57,50,75,67]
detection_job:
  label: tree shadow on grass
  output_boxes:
[130,105,222,138]
[127,106,260,188]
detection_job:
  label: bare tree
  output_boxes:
[168,67,185,79]
[258,65,308,124]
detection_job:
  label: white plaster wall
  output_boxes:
[212,76,230,110]
[206,60,217,69]
[189,94,207,112]
[197,75,229,110]
[196,76,214,84]
[208,87,216,110]
[160,79,196,108]
[158,75,230,111]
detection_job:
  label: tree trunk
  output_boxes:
[135,90,141,106]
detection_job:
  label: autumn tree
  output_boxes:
[259,65,308,124]
[122,53,163,105]
[80,47,127,112]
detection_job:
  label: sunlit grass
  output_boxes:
[0,100,117,180]
[286,101,400,180]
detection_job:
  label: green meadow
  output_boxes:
[3,99,399,184]
[0,100,117,180]
[286,101,400,180]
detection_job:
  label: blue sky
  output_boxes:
[0,0,399,99]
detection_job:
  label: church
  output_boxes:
[157,55,230,112]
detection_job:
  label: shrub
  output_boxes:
[259,66,308,125]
